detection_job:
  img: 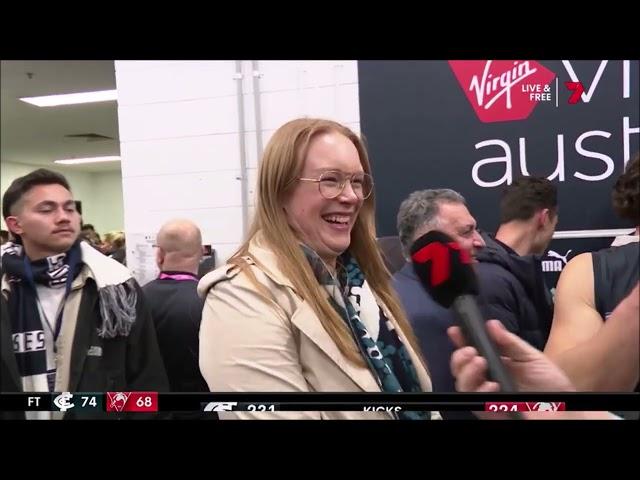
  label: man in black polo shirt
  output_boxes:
[143,219,209,395]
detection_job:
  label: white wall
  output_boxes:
[88,171,124,234]
[114,60,359,282]
[0,161,124,235]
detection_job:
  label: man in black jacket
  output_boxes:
[1,169,168,419]
[475,176,558,350]
[476,177,558,350]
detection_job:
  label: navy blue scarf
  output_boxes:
[2,241,83,391]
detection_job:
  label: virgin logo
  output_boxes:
[449,60,556,123]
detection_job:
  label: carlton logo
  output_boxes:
[449,60,556,123]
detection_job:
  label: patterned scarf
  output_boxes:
[301,245,430,420]
[2,241,83,392]
[2,240,138,393]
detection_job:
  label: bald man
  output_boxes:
[143,219,209,396]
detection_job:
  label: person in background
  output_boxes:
[197,245,216,278]
[1,168,168,419]
[544,154,639,404]
[475,176,558,350]
[80,223,102,250]
[143,219,209,394]
[393,189,485,396]
[610,155,640,247]
[103,231,126,265]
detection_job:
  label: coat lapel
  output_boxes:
[0,291,22,391]
[248,234,430,394]
[249,238,380,392]
[66,277,98,393]
[290,301,380,392]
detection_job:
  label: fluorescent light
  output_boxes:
[20,89,117,107]
[54,156,121,165]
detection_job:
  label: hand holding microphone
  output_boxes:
[409,230,625,420]
[448,319,575,394]
[410,230,519,392]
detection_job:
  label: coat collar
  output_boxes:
[198,231,432,393]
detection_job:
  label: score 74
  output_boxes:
[81,395,98,408]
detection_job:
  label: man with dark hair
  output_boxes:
[499,176,558,236]
[80,223,102,250]
[1,168,168,419]
[612,155,640,223]
[475,176,558,349]
[611,154,640,246]
[545,154,639,404]
[81,223,98,240]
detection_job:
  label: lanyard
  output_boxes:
[24,255,75,350]
[35,293,67,352]
[159,272,198,282]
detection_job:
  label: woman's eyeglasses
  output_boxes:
[298,170,374,200]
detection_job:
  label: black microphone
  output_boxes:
[410,230,519,393]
